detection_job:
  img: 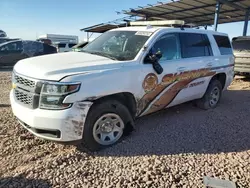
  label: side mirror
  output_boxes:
[144,50,163,75]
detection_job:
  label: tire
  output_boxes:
[195,79,222,110]
[81,99,133,151]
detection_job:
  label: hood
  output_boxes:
[14,52,123,81]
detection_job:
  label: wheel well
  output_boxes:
[90,92,137,119]
[211,73,226,89]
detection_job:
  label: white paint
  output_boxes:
[10,89,92,142]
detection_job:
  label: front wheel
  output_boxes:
[81,99,132,151]
[195,79,222,110]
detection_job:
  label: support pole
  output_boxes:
[214,1,221,31]
[87,32,89,42]
[243,10,250,36]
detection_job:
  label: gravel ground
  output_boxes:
[0,72,249,188]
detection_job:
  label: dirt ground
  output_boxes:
[0,71,249,188]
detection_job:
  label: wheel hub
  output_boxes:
[101,121,114,133]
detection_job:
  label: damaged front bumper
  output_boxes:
[10,90,93,142]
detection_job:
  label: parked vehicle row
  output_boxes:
[0,40,57,68]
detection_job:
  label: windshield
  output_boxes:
[82,31,150,61]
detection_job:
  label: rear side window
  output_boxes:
[43,44,57,54]
[213,35,232,55]
[180,33,212,58]
[58,43,66,48]
[68,43,76,48]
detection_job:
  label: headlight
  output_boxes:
[39,82,81,110]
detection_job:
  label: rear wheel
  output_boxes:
[196,79,222,110]
[82,99,133,151]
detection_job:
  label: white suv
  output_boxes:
[10,23,235,151]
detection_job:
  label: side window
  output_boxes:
[151,33,180,61]
[68,43,76,48]
[0,41,23,51]
[213,35,232,55]
[58,43,66,48]
[16,41,23,51]
[180,33,213,58]
[0,44,8,51]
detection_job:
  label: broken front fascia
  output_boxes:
[64,101,93,141]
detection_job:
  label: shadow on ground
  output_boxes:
[0,176,51,188]
[77,89,250,156]
[0,104,10,108]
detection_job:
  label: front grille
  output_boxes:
[15,89,33,107]
[15,74,35,89]
[13,72,39,109]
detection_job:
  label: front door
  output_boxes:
[137,32,214,117]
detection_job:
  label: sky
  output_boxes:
[0,0,249,42]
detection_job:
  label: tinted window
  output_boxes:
[23,41,43,56]
[0,41,23,51]
[180,33,212,58]
[151,33,180,61]
[58,43,66,48]
[68,43,76,48]
[213,35,232,55]
[43,44,57,54]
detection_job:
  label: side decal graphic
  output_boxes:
[137,68,217,116]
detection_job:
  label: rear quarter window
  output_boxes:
[68,43,76,48]
[58,43,66,48]
[213,35,233,55]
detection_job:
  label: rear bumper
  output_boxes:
[10,89,93,142]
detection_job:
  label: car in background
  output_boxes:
[53,42,77,52]
[0,40,57,68]
[0,30,7,37]
[71,41,89,52]
[232,36,250,76]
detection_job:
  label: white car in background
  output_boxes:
[53,42,77,52]
[10,20,234,151]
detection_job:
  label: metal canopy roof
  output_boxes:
[80,16,137,33]
[81,0,250,36]
[122,0,250,25]
[80,23,126,33]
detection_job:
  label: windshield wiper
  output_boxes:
[82,50,118,60]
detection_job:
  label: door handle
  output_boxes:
[177,67,186,72]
